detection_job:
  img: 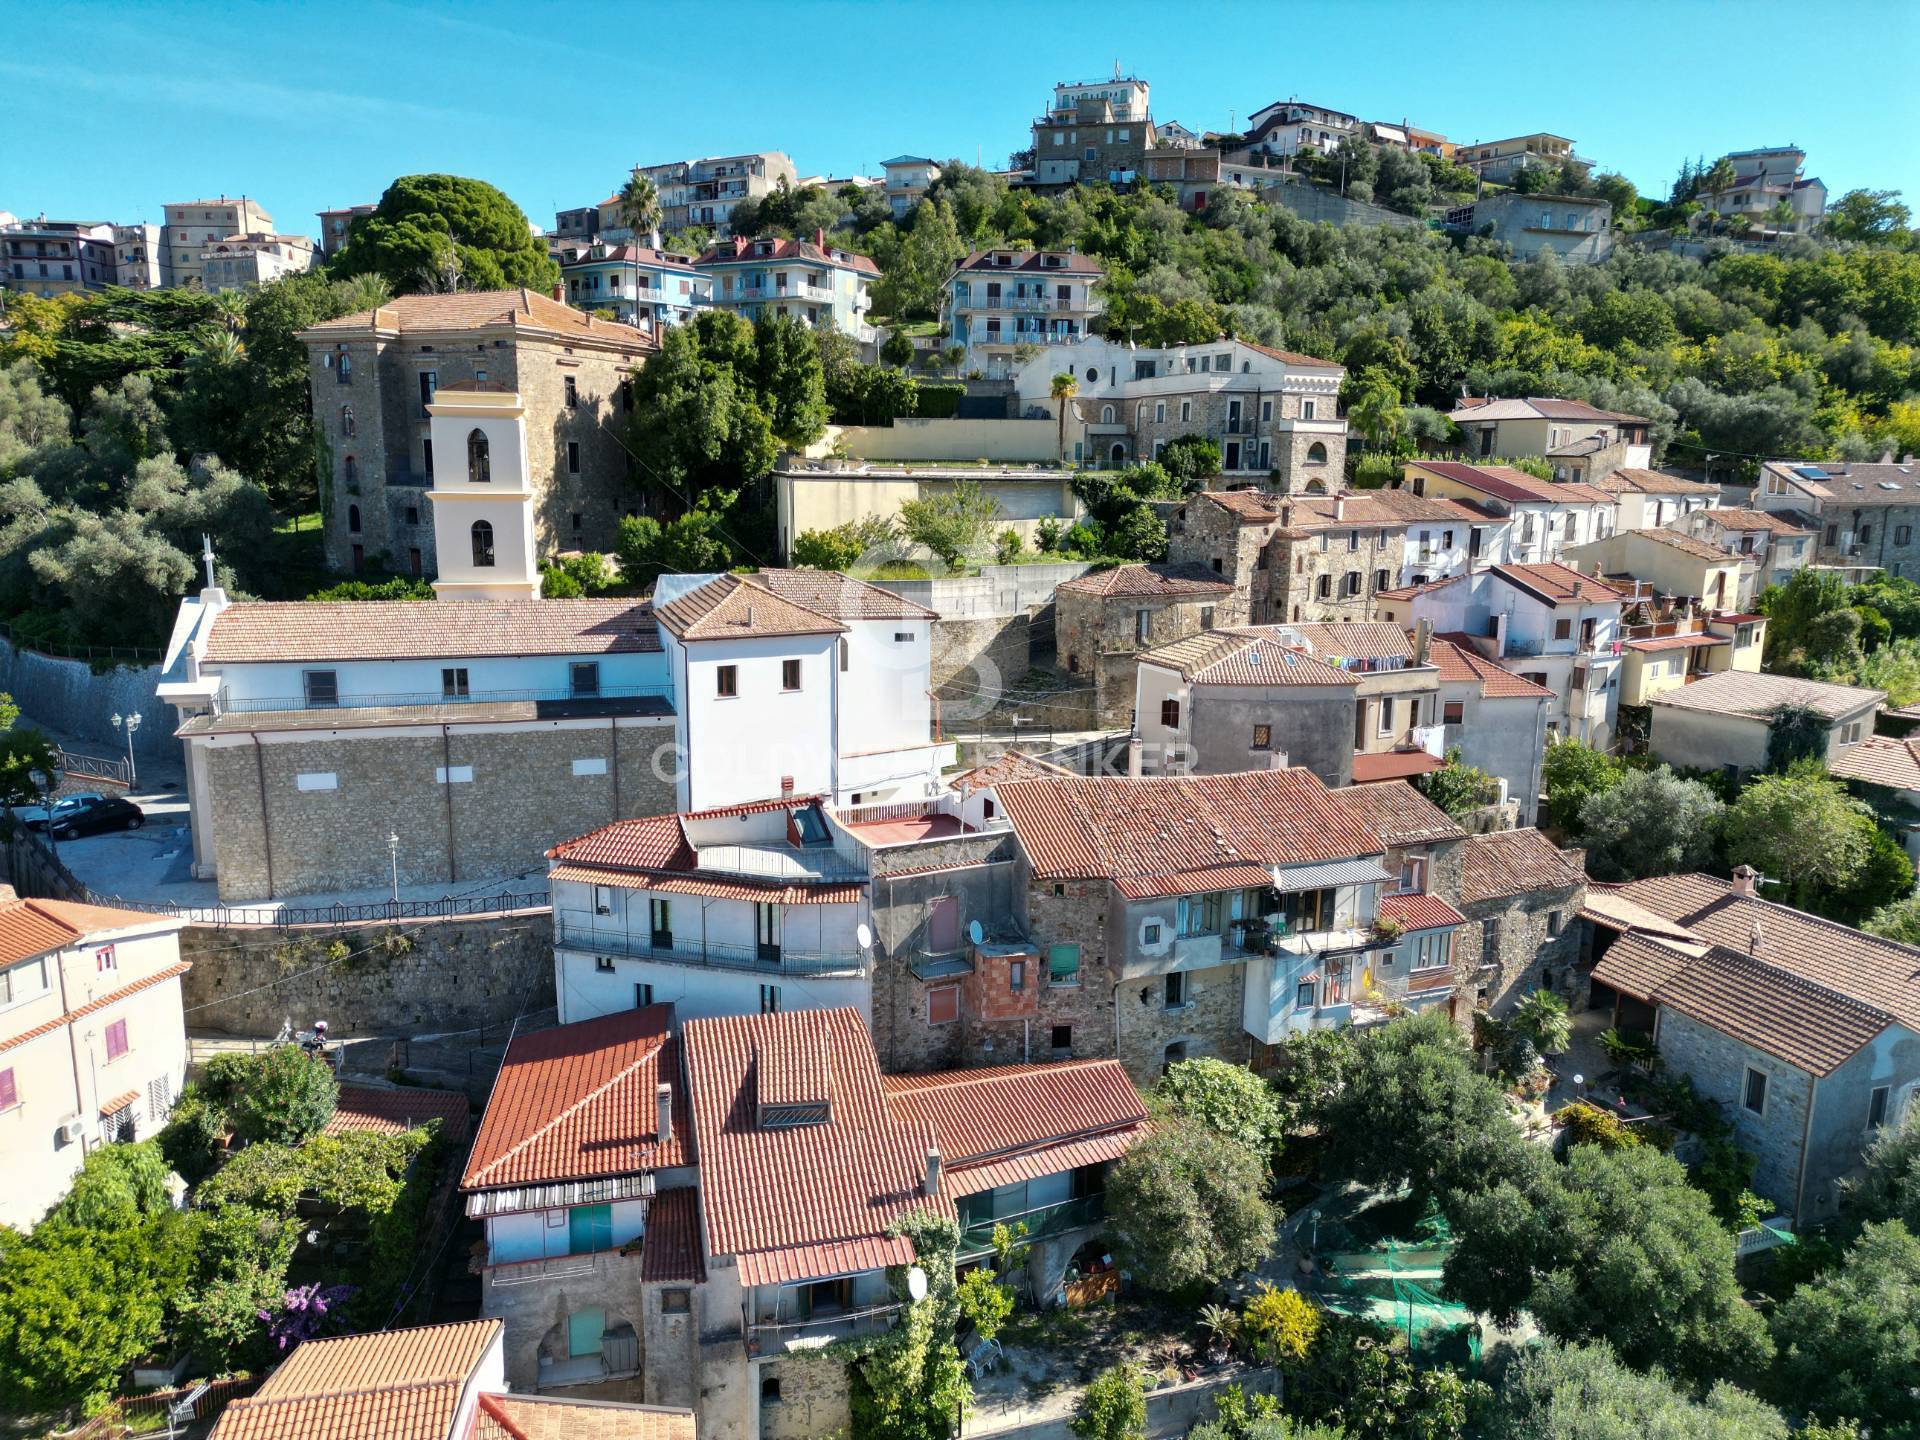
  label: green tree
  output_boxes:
[1543,737,1622,832]
[1104,1116,1275,1293]
[615,511,732,591]
[226,1044,340,1145]
[1576,766,1725,880]
[1848,1112,1920,1233]
[1154,1057,1285,1167]
[880,328,915,368]
[1862,894,1920,947]
[623,312,778,510]
[1416,747,1502,819]
[1071,1364,1148,1440]
[1823,189,1912,245]
[1511,990,1573,1057]
[1483,1341,1791,1440]
[751,311,828,444]
[1343,367,1405,451]
[1722,766,1874,909]
[615,171,660,242]
[838,1210,971,1440]
[1771,1221,1920,1434]
[898,481,1002,569]
[330,174,559,294]
[955,1267,1013,1342]
[791,515,896,571]
[1158,434,1221,484]
[44,1141,172,1229]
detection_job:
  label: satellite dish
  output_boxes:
[968,919,985,945]
[856,922,874,950]
[905,1266,929,1303]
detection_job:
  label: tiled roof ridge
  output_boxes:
[0,962,193,1054]
[546,813,687,864]
[1685,940,1899,1025]
[234,1378,463,1413]
[1658,871,1920,961]
[738,572,864,626]
[881,1056,1117,1094]
[466,1036,674,1189]
[476,1394,534,1440]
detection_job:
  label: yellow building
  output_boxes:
[1562,528,1744,613]
[1619,614,1766,706]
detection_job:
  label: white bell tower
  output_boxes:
[425,383,540,601]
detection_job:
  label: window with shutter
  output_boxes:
[105,1019,129,1060]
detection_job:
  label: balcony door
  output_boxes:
[568,1204,613,1256]
[649,897,672,950]
[757,903,782,963]
[567,1307,606,1358]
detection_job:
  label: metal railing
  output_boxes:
[214,683,672,715]
[958,1193,1105,1256]
[95,890,551,928]
[952,292,1084,313]
[746,1299,903,1355]
[556,922,868,976]
[0,618,161,667]
[58,748,133,787]
[485,1251,604,1287]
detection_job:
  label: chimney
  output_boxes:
[1280,503,1293,527]
[1127,735,1143,778]
[924,1146,943,1198]
[656,1082,672,1141]
[1731,863,1759,898]
[1413,618,1432,667]
[1333,495,1346,521]
[551,282,565,303]
[1749,918,1765,956]
[1267,748,1290,771]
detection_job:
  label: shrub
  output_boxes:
[158,1085,228,1183]
[1240,1283,1320,1365]
[916,383,965,419]
[1034,517,1063,552]
[1153,1057,1286,1166]
[45,1141,173,1229]
[956,1267,1013,1342]
[1558,1100,1640,1151]
[1510,990,1573,1056]
[1105,1116,1275,1293]
[791,515,896,571]
[1071,1364,1147,1440]
[225,1045,339,1146]
[994,528,1023,565]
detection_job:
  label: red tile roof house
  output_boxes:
[207,1317,696,1440]
[1054,562,1239,726]
[1582,868,1920,1221]
[992,768,1470,1080]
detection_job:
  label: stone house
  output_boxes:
[1589,468,1721,530]
[0,899,191,1230]
[1054,563,1239,725]
[1427,637,1552,826]
[1673,507,1813,609]
[1453,829,1587,1017]
[1647,669,1883,781]
[1753,457,1920,581]
[462,1005,697,1399]
[1585,869,1920,1220]
[993,768,1469,1080]
[205,1317,695,1440]
[298,289,655,576]
[1028,74,1157,192]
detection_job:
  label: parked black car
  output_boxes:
[32,792,146,840]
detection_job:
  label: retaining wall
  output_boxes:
[0,643,174,763]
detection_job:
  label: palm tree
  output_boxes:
[1699,157,1738,236]
[615,172,662,329]
[1051,372,1079,466]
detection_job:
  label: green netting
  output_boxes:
[1314,1221,1482,1365]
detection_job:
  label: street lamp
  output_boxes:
[387,833,401,903]
[110,712,141,788]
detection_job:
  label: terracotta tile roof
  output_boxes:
[1328,781,1465,847]
[1760,459,1920,506]
[652,573,846,640]
[683,1007,944,1284]
[23,898,185,937]
[954,248,1103,276]
[1626,632,1726,652]
[473,1394,695,1440]
[1577,887,1703,942]
[1288,489,1484,530]
[1426,637,1555,698]
[549,813,693,870]
[462,1007,689,1193]
[1648,668,1883,720]
[996,769,1382,897]
[1619,527,1732,563]
[880,1059,1146,1180]
[1055,563,1235,599]
[1590,469,1720,496]
[98,1087,140,1117]
[0,899,87,967]
[1284,621,1416,661]
[1448,397,1645,425]
[1197,489,1282,523]
[695,233,880,276]
[300,289,655,350]
[1605,872,1920,1031]
[213,1320,501,1440]
[1830,734,1920,791]
[639,1186,705,1283]
[325,1084,471,1142]
[1593,934,1894,1077]
[1350,749,1446,783]
[0,962,192,1054]
[567,243,700,272]
[1414,462,1615,506]
[1242,339,1344,371]
[1459,829,1584,904]
[1379,892,1467,930]
[1699,508,1811,535]
[548,862,861,905]
[204,600,661,665]
[747,569,937,621]
[1137,627,1355,687]
[1492,562,1629,605]
[947,749,1075,797]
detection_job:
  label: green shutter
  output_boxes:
[1048,944,1081,981]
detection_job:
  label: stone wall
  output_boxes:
[1655,1008,1812,1214]
[1455,881,1585,1020]
[482,1245,648,1391]
[177,910,555,1036]
[204,721,676,900]
[0,643,174,764]
[1262,179,1428,231]
[757,1351,851,1440]
[932,614,1030,713]
[1057,589,1230,726]
[1265,527,1406,624]
[1114,958,1248,1081]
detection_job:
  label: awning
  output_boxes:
[98,1088,139,1117]
[465,1172,655,1218]
[1269,858,1393,893]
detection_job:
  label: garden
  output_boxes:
[0,1044,458,1428]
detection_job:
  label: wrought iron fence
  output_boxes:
[91,890,552,929]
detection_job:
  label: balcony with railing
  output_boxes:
[556,921,869,977]
[213,682,673,718]
[952,291,1088,313]
[957,1192,1106,1258]
[745,1299,903,1357]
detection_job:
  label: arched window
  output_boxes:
[471,519,495,568]
[1307,442,1329,465]
[1305,478,1327,495]
[347,504,361,533]
[1101,404,1115,423]
[467,428,491,484]
[343,455,357,489]
[341,404,355,438]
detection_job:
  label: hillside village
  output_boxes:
[4,53,1920,1440]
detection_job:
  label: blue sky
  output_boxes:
[7,0,1917,238]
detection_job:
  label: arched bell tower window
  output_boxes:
[471,519,495,568]
[467,428,491,484]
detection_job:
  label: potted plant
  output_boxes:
[1197,1303,1237,1366]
